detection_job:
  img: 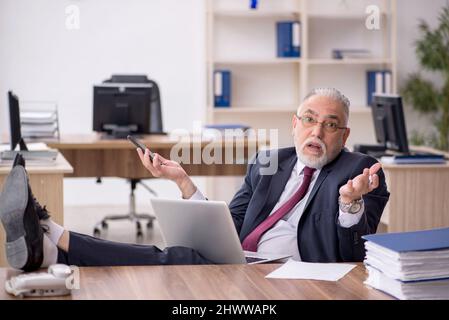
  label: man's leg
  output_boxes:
[40,216,211,266]
[54,229,211,266]
[0,156,212,271]
[37,194,212,266]
[37,215,212,267]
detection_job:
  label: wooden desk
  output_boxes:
[0,154,73,267]
[0,263,391,300]
[381,161,449,232]
[46,134,262,178]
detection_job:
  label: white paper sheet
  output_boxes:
[265,259,357,281]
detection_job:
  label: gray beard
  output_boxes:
[296,149,329,169]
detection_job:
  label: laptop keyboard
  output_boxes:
[245,256,266,264]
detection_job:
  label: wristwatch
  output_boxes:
[338,196,364,214]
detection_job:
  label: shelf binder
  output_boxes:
[276,21,301,58]
[214,70,231,107]
[367,70,392,106]
[249,0,258,9]
[331,49,372,60]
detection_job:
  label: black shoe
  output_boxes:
[13,154,50,220]
[33,199,51,221]
[0,165,44,271]
[13,153,25,167]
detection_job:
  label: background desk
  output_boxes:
[0,263,390,300]
[381,160,449,232]
[46,134,261,178]
[0,153,73,267]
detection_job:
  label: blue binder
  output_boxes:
[362,227,449,253]
[366,70,392,106]
[214,70,231,107]
[366,70,382,106]
[250,0,258,9]
[276,21,300,58]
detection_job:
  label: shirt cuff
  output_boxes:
[338,201,365,228]
[187,188,207,201]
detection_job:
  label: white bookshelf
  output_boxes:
[206,0,396,147]
[205,0,397,200]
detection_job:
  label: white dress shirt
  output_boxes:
[189,158,364,260]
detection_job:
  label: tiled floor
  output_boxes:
[64,205,166,249]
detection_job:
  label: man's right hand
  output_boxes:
[137,148,197,199]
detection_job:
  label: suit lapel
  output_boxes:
[240,152,297,240]
[264,155,298,211]
[252,155,298,227]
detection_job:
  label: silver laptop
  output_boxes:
[150,198,291,264]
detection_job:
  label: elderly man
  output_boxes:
[0,88,389,271]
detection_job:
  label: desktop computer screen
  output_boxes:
[8,91,28,151]
[371,94,409,154]
[93,84,153,138]
[3,91,60,161]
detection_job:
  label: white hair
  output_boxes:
[301,87,350,124]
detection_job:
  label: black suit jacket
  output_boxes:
[228,147,390,262]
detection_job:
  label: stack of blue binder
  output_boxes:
[362,228,449,299]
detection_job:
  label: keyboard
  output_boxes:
[245,256,266,264]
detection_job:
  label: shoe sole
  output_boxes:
[0,166,29,269]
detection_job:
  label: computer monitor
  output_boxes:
[371,94,409,153]
[93,84,153,138]
[8,91,28,151]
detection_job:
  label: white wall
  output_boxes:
[0,0,207,205]
[0,0,446,205]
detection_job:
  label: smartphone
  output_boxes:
[127,135,155,161]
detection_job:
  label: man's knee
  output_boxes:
[163,246,212,265]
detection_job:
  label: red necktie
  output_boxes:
[242,166,316,252]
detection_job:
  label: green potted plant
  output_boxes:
[401,5,449,151]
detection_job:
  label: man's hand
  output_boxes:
[137,148,197,198]
[339,162,381,204]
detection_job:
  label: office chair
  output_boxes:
[93,178,157,240]
[93,74,164,240]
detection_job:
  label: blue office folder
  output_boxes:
[366,70,392,106]
[276,21,300,57]
[250,0,258,9]
[362,227,449,253]
[366,70,383,106]
[214,70,231,107]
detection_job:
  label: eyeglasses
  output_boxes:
[295,114,347,133]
